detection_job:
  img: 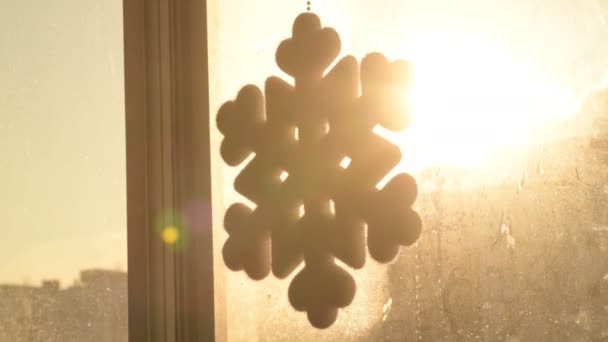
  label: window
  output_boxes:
[0,1,127,341]
[209,1,608,341]
[15,0,601,340]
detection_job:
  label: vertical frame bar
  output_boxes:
[123,0,225,340]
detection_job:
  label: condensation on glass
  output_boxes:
[0,1,127,341]
[210,0,608,341]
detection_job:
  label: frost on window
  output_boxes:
[0,1,127,341]
[212,0,608,340]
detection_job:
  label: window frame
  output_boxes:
[123,0,225,340]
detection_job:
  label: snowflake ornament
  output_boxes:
[217,12,422,328]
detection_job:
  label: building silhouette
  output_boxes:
[0,269,127,342]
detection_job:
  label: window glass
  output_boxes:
[0,1,127,341]
[210,1,608,340]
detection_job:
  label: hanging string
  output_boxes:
[306,1,311,12]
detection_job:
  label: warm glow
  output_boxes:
[386,33,577,171]
[161,226,179,245]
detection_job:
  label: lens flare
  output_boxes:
[161,226,179,245]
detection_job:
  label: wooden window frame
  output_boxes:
[123,0,225,340]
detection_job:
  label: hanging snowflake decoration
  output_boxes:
[217,12,422,328]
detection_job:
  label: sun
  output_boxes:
[379,32,576,174]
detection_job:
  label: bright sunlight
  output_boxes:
[383,32,578,172]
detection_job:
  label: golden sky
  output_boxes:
[0,0,126,286]
[2,0,608,286]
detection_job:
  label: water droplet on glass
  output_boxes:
[382,297,392,321]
